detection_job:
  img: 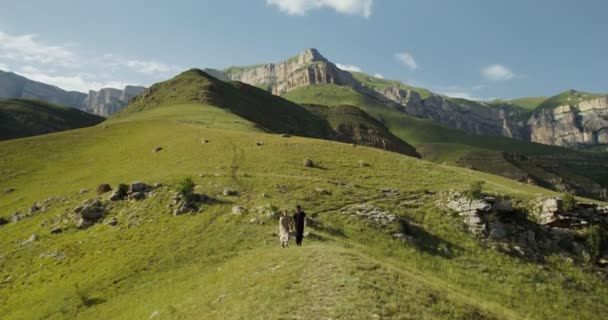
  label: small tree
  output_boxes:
[465,181,485,200]
[562,192,577,211]
[176,177,195,198]
[586,225,607,259]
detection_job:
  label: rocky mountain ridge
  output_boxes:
[0,70,144,117]
[208,49,608,149]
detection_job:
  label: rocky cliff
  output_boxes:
[210,49,608,150]
[528,97,608,147]
[0,70,144,117]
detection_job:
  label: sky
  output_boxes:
[0,0,606,100]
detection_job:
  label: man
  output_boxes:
[293,205,306,246]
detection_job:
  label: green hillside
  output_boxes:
[0,98,104,140]
[114,69,418,157]
[536,90,605,110]
[351,72,433,99]
[283,85,608,199]
[507,96,548,110]
[2,101,608,319]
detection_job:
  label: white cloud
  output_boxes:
[19,70,130,92]
[373,73,384,79]
[125,60,176,74]
[482,64,514,81]
[267,0,373,18]
[441,91,481,100]
[336,63,362,72]
[0,62,9,71]
[0,31,74,65]
[0,30,180,92]
[395,52,418,70]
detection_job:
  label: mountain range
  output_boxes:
[207,49,608,149]
[0,70,144,117]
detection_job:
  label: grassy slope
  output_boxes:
[114,69,418,157]
[351,72,433,99]
[536,90,605,110]
[283,85,608,194]
[2,113,607,319]
[0,98,104,140]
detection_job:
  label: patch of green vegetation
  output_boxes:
[537,90,606,110]
[508,96,548,110]
[465,181,485,200]
[283,85,608,200]
[586,225,608,259]
[562,193,577,211]
[351,72,433,99]
[0,98,104,140]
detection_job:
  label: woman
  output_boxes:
[279,210,293,248]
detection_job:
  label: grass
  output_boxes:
[283,85,608,200]
[0,98,104,140]
[351,72,433,99]
[1,102,608,318]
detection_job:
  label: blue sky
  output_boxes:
[0,0,606,100]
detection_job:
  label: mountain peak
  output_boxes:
[296,48,328,63]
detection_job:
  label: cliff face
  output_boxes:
[211,49,608,149]
[0,70,144,117]
[528,97,608,147]
[84,86,146,117]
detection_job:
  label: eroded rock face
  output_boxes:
[528,97,608,147]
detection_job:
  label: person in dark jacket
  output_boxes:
[293,205,306,246]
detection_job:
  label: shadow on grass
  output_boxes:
[397,219,462,259]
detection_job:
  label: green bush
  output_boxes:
[586,225,607,259]
[465,181,485,200]
[176,177,195,197]
[562,193,576,211]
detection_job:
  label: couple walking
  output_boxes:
[279,205,306,247]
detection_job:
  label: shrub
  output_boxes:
[586,225,607,259]
[562,193,577,211]
[465,181,485,200]
[176,177,195,197]
[75,284,92,307]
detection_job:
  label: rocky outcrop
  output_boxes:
[83,86,145,116]
[0,70,143,116]
[528,97,608,147]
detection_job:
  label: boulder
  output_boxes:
[74,199,105,222]
[4,188,15,194]
[488,221,507,240]
[110,184,129,201]
[303,159,314,168]
[130,182,152,193]
[129,192,146,200]
[315,188,330,195]
[173,205,193,216]
[533,198,563,225]
[280,134,291,138]
[21,234,38,246]
[11,212,22,222]
[50,227,63,234]
[256,141,264,146]
[232,206,247,215]
[358,160,370,167]
[223,189,239,197]
[76,218,95,229]
[153,146,163,153]
[0,217,8,226]
[106,217,118,226]
[96,184,112,195]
